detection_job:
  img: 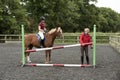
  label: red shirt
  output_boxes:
[79,32,92,46]
[38,20,46,30]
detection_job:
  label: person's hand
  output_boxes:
[44,28,48,33]
[81,44,85,46]
[44,28,47,31]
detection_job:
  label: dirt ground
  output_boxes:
[0,43,120,80]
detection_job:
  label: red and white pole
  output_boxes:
[25,42,92,53]
[25,63,92,67]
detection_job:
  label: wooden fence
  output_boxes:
[0,34,21,43]
[109,36,120,53]
[1,34,120,53]
[0,34,109,44]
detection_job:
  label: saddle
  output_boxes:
[36,34,45,47]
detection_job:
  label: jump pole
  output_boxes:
[21,25,25,66]
[93,24,96,68]
[25,43,92,53]
[25,63,92,67]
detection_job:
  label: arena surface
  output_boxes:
[0,43,120,80]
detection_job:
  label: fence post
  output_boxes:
[5,35,7,41]
[118,37,120,42]
[77,36,79,43]
[93,24,96,68]
[19,35,21,41]
[62,35,65,44]
[109,36,112,44]
[21,25,25,66]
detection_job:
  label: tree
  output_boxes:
[1,0,120,33]
[0,0,28,34]
[98,7,120,32]
[26,0,80,32]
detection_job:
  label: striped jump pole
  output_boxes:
[25,42,92,53]
[25,63,92,67]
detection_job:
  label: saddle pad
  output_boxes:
[36,34,41,42]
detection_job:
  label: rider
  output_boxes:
[79,28,92,65]
[38,16,46,47]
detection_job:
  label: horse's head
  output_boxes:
[48,27,63,39]
[55,27,63,38]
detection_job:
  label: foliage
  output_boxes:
[0,0,28,34]
[0,0,120,34]
[97,7,120,32]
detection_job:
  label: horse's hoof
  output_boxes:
[45,62,49,64]
[27,60,32,63]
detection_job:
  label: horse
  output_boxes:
[24,27,63,64]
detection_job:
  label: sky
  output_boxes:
[95,0,120,13]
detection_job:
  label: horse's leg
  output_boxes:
[26,45,33,63]
[25,47,31,63]
[45,50,51,64]
[25,52,31,63]
[45,50,48,64]
[45,50,49,64]
[49,50,51,62]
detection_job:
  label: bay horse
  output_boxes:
[24,27,63,64]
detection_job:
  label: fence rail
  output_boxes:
[0,34,109,44]
[109,36,120,53]
[0,34,21,43]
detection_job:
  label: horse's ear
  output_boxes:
[56,27,58,30]
[55,27,59,31]
[56,27,61,31]
[56,27,61,29]
[56,27,61,32]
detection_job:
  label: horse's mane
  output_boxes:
[47,27,62,36]
[48,28,57,34]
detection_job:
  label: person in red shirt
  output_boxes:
[38,16,47,47]
[79,28,92,65]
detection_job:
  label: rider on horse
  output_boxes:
[38,16,46,47]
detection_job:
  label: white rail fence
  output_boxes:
[109,36,120,53]
[0,34,109,43]
[0,34,21,43]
